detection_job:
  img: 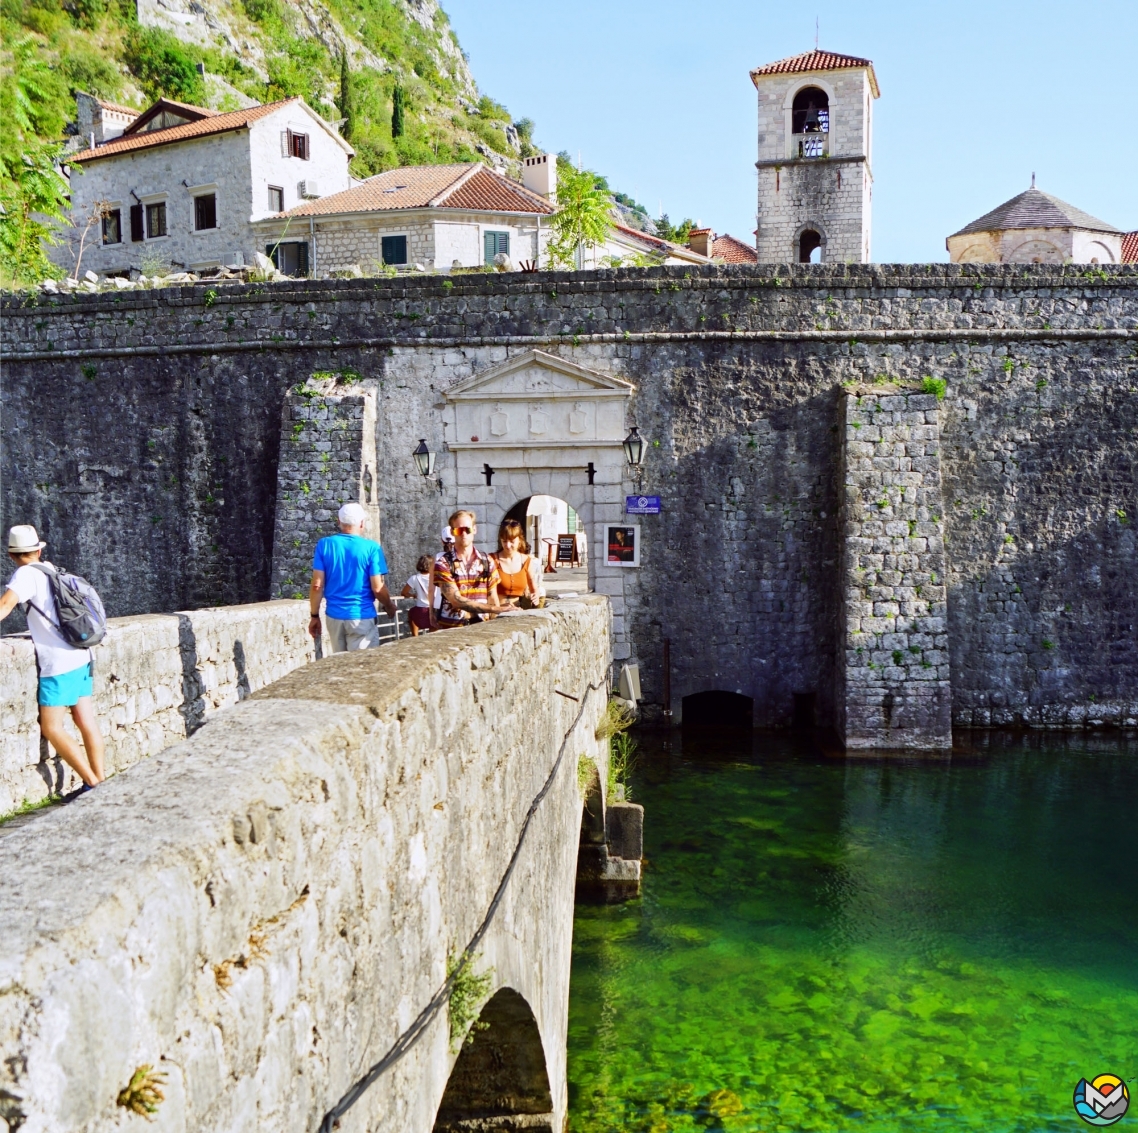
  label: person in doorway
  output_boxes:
[401,554,434,635]
[308,502,397,652]
[492,519,544,609]
[433,511,501,629]
[427,524,454,630]
[0,526,105,792]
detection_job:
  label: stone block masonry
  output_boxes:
[2,264,1136,736]
[0,597,612,1133]
[0,599,315,812]
[839,389,952,748]
[270,374,380,599]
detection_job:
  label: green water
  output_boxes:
[567,732,1138,1132]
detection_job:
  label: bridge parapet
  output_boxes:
[0,596,611,1133]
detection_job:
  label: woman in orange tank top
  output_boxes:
[493,519,544,608]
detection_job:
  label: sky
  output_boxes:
[442,0,1137,262]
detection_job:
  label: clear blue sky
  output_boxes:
[443,0,1137,262]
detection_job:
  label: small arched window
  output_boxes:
[799,229,822,263]
[792,87,829,134]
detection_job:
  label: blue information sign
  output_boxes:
[625,495,661,515]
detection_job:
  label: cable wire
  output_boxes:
[317,677,605,1132]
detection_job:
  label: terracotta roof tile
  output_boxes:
[69,98,304,164]
[612,224,708,261]
[1121,231,1138,263]
[751,50,880,97]
[283,164,554,217]
[94,97,139,118]
[951,188,1120,237]
[712,234,759,263]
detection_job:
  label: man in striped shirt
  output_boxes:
[432,510,501,629]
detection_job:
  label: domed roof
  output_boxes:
[951,187,1119,237]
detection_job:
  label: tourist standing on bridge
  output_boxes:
[308,502,397,651]
[0,526,105,792]
[432,510,501,629]
[493,519,544,609]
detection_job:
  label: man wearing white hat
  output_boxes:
[0,525,105,791]
[308,502,397,652]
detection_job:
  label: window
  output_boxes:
[194,194,217,231]
[266,241,309,277]
[282,129,309,159]
[381,234,408,265]
[792,86,829,134]
[102,209,121,245]
[130,204,144,242]
[268,185,284,212]
[145,201,167,239]
[798,229,822,263]
[483,230,509,264]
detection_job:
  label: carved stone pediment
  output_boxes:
[444,350,634,452]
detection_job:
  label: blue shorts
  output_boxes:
[38,662,94,707]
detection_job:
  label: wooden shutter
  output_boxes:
[130,204,144,242]
[281,130,291,157]
[297,242,309,276]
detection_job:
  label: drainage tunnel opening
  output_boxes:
[682,690,754,731]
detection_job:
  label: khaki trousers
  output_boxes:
[325,615,380,653]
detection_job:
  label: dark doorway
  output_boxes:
[433,987,553,1131]
[799,230,822,263]
[682,690,754,731]
[793,691,816,730]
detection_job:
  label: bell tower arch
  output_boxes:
[750,49,880,264]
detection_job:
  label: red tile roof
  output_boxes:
[69,98,310,164]
[94,97,139,118]
[612,224,708,262]
[751,50,880,97]
[282,163,555,217]
[712,233,759,263]
[1123,231,1138,263]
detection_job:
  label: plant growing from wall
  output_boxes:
[921,376,947,400]
[116,1065,166,1116]
[447,950,493,1051]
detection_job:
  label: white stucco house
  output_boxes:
[60,95,353,276]
[947,184,1124,265]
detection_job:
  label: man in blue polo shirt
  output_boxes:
[308,502,397,652]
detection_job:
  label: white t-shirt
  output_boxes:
[405,572,431,608]
[6,563,92,678]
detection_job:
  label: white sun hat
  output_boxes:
[440,524,455,543]
[8,525,46,553]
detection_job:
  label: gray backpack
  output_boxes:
[26,563,107,647]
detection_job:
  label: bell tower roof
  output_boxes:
[750,50,880,98]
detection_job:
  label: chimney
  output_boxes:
[523,153,557,200]
[688,227,715,257]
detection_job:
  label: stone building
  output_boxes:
[61,96,353,277]
[947,184,1124,264]
[687,228,760,263]
[750,49,879,264]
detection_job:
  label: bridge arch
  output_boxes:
[432,987,553,1131]
[681,689,754,730]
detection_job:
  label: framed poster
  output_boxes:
[605,524,640,567]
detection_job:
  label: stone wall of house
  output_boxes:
[0,599,315,812]
[269,376,380,599]
[0,597,611,1133]
[838,388,952,748]
[2,264,1136,733]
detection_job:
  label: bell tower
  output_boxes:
[750,50,880,264]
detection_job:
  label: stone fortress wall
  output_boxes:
[2,264,1136,740]
[0,597,612,1133]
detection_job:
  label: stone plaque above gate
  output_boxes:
[444,350,634,455]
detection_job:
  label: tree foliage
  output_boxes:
[654,213,694,245]
[338,51,353,140]
[123,27,205,103]
[547,164,613,270]
[390,82,405,138]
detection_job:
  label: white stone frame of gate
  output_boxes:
[441,348,638,661]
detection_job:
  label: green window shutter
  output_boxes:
[483,231,495,265]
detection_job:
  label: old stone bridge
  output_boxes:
[0,598,626,1132]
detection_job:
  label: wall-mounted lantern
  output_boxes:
[412,439,436,479]
[623,426,645,489]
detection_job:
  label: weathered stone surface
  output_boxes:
[838,389,952,748]
[2,265,1136,732]
[0,599,314,812]
[0,597,612,1133]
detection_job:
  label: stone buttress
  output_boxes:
[270,374,379,599]
[838,388,952,748]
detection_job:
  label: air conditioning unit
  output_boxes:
[297,181,320,199]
